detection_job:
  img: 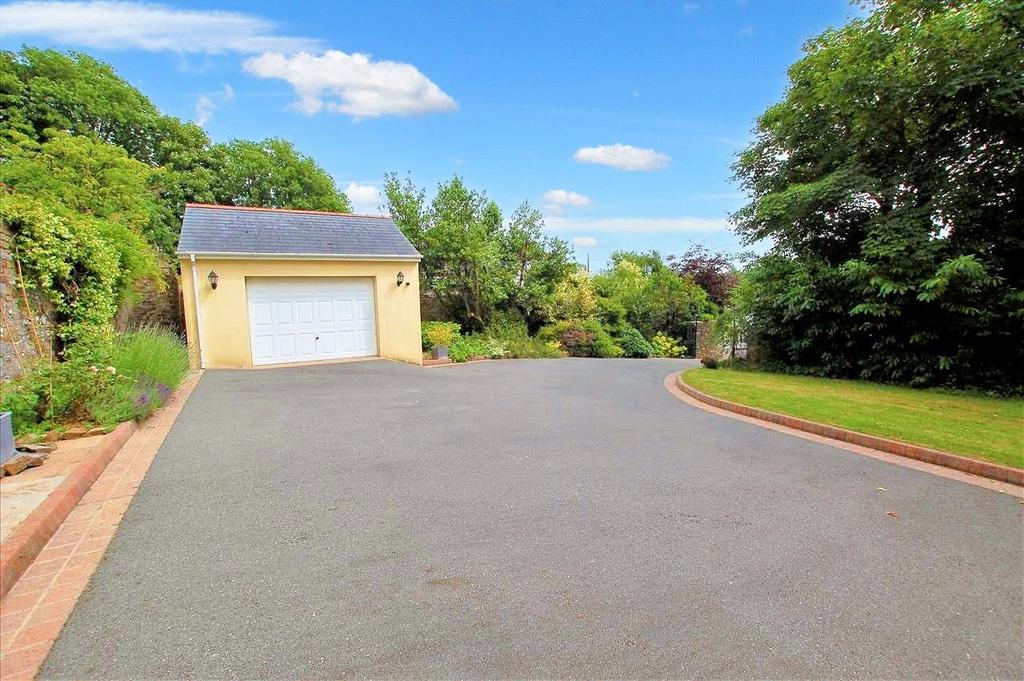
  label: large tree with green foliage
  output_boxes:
[383,173,572,330]
[732,0,1023,392]
[206,138,350,213]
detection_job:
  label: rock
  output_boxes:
[16,442,55,454]
[14,434,38,446]
[21,454,46,467]
[86,426,106,436]
[61,426,89,440]
[42,431,61,443]
[2,457,28,476]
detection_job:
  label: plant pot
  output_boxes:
[431,345,449,360]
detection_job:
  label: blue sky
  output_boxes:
[0,0,863,267]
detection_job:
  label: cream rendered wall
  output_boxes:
[179,257,422,369]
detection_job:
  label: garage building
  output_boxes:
[177,203,422,369]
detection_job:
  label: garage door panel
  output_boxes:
[299,332,317,355]
[277,334,296,358]
[252,302,272,327]
[274,302,294,324]
[319,332,337,354]
[247,278,377,366]
[296,301,314,324]
[252,335,275,361]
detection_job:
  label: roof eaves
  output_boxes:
[174,250,422,261]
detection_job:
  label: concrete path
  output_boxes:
[41,360,1023,679]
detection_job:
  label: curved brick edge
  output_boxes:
[0,420,137,599]
[674,371,1023,487]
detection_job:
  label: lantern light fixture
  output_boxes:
[396,271,405,287]
[207,270,219,290]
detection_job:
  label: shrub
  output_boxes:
[0,374,42,429]
[485,310,529,341]
[538,319,623,358]
[618,326,654,358]
[499,336,564,359]
[421,321,460,350]
[87,326,190,425]
[449,334,506,362]
[109,326,189,393]
[1,326,189,436]
[700,357,719,369]
[651,332,686,358]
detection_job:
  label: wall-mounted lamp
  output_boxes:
[207,270,219,290]
[396,271,405,287]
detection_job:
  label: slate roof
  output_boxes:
[177,204,421,259]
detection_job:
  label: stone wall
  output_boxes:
[114,264,183,334]
[419,291,446,323]
[1,222,54,380]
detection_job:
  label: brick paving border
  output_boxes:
[0,373,201,681]
[665,371,1023,497]
[0,423,136,600]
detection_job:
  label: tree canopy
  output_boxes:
[383,173,572,330]
[1,47,350,259]
[732,0,1023,392]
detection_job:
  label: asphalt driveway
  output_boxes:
[42,359,1023,679]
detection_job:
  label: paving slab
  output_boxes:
[0,436,104,542]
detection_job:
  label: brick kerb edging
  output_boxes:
[0,421,137,599]
[674,371,1023,487]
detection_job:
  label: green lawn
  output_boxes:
[681,368,1024,469]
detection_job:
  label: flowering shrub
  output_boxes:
[651,333,686,358]
[421,321,461,349]
[1,326,189,436]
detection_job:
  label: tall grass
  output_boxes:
[88,326,189,427]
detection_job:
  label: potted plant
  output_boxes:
[422,321,460,360]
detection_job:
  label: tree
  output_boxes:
[541,265,597,322]
[1,48,164,162]
[383,174,573,330]
[732,0,1023,392]
[594,251,712,339]
[207,138,350,212]
[501,202,572,326]
[667,245,739,307]
[1,48,353,258]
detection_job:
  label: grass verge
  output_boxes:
[681,368,1023,469]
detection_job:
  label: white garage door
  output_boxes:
[246,278,377,366]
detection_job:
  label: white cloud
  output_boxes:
[344,182,382,213]
[682,2,700,13]
[243,50,457,119]
[543,189,592,208]
[546,216,730,233]
[572,236,599,248]
[573,144,670,171]
[194,95,215,127]
[193,83,235,127]
[0,1,318,54]
[738,25,755,36]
